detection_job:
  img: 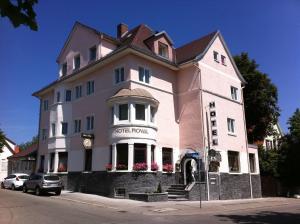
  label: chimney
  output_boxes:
[117,23,128,38]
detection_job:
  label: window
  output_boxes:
[65,90,72,102]
[114,67,125,84]
[39,155,45,172]
[43,100,48,111]
[227,118,235,134]
[162,147,173,165]
[86,116,94,131]
[51,123,56,137]
[61,122,68,135]
[56,92,61,102]
[266,140,273,150]
[150,106,156,123]
[134,144,146,164]
[213,51,219,62]
[135,104,145,121]
[158,42,169,58]
[62,63,67,76]
[119,104,128,121]
[75,85,82,99]
[84,149,92,171]
[74,119,81,133]
[231,86,238,101]
[89,46,97,61]
[41,129,47,140]
[86,81,94,95]
[228,151,240,172]
[116,144,128,170]
[249,153,256,173]
[138,67,150,84]
[58,152,68,172]
[221,55,226,65]
[74,55,80,70]
[151,145,155,163]
[49,153,54,172]
[111,107,114,124]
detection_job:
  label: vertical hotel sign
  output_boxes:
[209,102,218,146]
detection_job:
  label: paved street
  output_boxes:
[0,188,300,224]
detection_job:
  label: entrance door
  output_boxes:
[183,159,196,185]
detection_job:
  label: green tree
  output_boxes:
[234,52,280,143]
[0,129,6,152]
[278,109,300,192]
[0,0,38,31]
[19,135,38,151]
[258,144,280,177]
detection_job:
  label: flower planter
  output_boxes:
[128,192,168,202]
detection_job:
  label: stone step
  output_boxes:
[168,194,187,199]
[167,190,187,195]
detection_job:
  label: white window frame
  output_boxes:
[227,118,235,134]
[65,89,72,102]
[138,66,151,84]
[134,103,146,122]
[86,115,94,131]
[75,85,82,99]
[61,122,68,136]
[227,150,240,173]
[86,80,95,95]
[43,100,49,111]
[73,54,81,70]
[41,128,47,141]
[249,153,256,173]
[231,86,238,101]
[61,62,67,76]
[74,119,81,134]
[89,45,97,62]
[158,42,169,59]
[213,51,219,62]
[114,67,125,84]
[51,123,56,137]
[221,55,226,65]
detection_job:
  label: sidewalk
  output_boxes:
[53,191,300,216]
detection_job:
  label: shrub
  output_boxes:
[133,163,148,171]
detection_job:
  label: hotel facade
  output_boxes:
[33,22,261,200]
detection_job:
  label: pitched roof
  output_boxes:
[175,31,218,64]
[108,88,159,104]
[8,143,37,159]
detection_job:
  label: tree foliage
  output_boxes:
[0,0,38,31]
[258,144,280,177]
[0,129,6,151]
[19,135,38,151]
[234,52,280,143]
[278,109,300,189]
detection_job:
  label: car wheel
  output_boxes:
[23,185,27,193]
[11,184,15,191]
[35,187,41,196]
[55,189,61,196]
[1,183,4,189]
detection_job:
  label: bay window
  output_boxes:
[119,104,128,120]
[135,104,145,121]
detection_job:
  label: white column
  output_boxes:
[129,102,135,122]
[54,151,59,173]
[112,144,117,171]
[128,144,134,171]
[157,147,163,171]
[47,153,51,173]
[147,144,151,172]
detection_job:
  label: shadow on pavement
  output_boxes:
[216,211,300,224]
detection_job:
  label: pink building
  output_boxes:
[33,22,261,200]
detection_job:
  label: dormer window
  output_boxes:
[221,55,226,65]
[62,63,67,76]
[74,55,80,70]
[158,42,169,58]
[89,46,97,62]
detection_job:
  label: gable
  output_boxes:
[199,34,245,83]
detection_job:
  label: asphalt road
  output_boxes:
[1,189,300,224]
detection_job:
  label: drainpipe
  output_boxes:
[241,85,253,199]
[193,62,210,201]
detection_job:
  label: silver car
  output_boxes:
[23,173,62,196]
[1,173,29,190]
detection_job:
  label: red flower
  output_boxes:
[163,164,173,173]
[105,163,112,171]
[116,164,127,170]
[151,162,159,171]
[133,163,148,171]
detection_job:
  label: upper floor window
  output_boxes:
[228,151,240,172]
[62,63,67,76]
[114,67,125,84]
[231,86,238,101]
[43,100,48,111]
[74,55,80,70]
[249,153,256,173]
[61,122,68,135]
[213,51,219,62]
[89,46,97,62]
[51,123,56,137]
[75,85,82,99]
[227,118,235,134]
[86,81,94,95]
[56,92,61,103]
[135,104,145,121]
[138,67,150,84]
[86,116,94,131]
[74,119,81,133]
[158,42,169,58]
[41,129,47,140]
[221,55,226,65]
[119,104,128,121]
[65,90,72,102]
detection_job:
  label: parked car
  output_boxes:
[1,173,29,190]
[23,173,62,196]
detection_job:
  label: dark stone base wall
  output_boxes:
[67,171,176,198]
[57,173,68,189]
[251,174,262,198]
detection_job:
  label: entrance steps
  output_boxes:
[167,184,188,200]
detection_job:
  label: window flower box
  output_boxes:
[151,162,159,171]
[133,163,148,171]
[116,164,127,170]
[105,163,112,171]
[163,164,173,173]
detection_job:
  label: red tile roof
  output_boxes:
[8,143,37,159]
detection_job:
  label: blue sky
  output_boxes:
[0,0,299,144]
